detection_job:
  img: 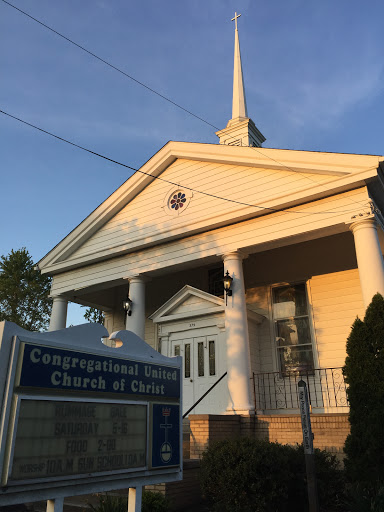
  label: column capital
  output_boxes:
[48,295,68,302]
[349,209,384,308]
[123,274,151,284]
[348,216,377,234]
[221,249,248,262]
[347,200,382,231]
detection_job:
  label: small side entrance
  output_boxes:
[150,286,229,415]
[170,332,226,415]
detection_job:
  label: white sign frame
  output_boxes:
[0,322,182,508]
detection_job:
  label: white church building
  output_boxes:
[38,17,384,423]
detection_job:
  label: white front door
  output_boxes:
[170,332,227,415]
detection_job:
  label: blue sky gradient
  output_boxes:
[1,0,384,325]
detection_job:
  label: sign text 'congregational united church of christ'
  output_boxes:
[18,343,180,398]
[0,325,182,508]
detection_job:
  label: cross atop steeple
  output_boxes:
[231,12,241,31]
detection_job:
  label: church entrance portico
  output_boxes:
[150,286,229,415]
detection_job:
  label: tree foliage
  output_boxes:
[0,248,52,331]
[83,307,104,325]
[343,293,384,491]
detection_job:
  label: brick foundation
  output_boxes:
[189,413,350,458]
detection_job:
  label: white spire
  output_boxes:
[231,12,248,121]
[215,13,266,147]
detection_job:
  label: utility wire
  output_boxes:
[1,0,217,131]
[0,0,368,209]
[0,108,371,216]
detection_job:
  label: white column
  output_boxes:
[48,296,68,331]
[125,276,146,339]
[128,486,142,512]
[47,498,64,512]
[223,251,254,414]
[349,217,384,308]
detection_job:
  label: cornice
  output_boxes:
[37,141,383,275]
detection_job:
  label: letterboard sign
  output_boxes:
[9,399,147,481]
[0,324,182,506]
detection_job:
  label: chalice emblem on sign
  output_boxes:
[160,407,172,463]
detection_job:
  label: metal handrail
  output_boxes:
[182,371,228,419]
[252,367,348,411]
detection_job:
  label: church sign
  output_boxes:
[0,322,182,508]
[18,343,180,398]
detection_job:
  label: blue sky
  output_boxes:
[1,0,384,325]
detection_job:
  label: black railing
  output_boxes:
[252,367,348,412]
[182,372,228,419]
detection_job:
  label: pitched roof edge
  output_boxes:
[37,141,383,271]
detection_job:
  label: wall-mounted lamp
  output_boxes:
[123,295,133,316]
[223,270,233,306]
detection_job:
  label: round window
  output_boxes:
[169,191,187,211]
[163,188,192,216]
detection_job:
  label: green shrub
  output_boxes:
[346,483,384,512]
[88,490,169,512]
[142,490,170,512]
[88,494,127,512]
[201,438,293,512]
[343,293,384,494]
[200,437,344,512]
[289,445,345,511]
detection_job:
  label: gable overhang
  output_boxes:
[149,284,264,325]
[150,285,225,323]
[37,140,383,276]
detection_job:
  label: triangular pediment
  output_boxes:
[38,141,382,275]
[149,286,224,323]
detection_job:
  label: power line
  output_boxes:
[0,108,370,216]
[1,0,369,210]
[1,0,217,131]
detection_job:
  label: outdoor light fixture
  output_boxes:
[123,295,133,316]
[223,270,233,305]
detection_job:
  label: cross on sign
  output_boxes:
[160,417,173,443]
[231,12,241,30]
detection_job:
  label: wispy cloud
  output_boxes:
[282,63,383,129]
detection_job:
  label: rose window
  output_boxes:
[170,192,186,211]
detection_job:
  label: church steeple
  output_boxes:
[216,13,266,147]
[231,12,248,121]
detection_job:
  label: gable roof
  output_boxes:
[38,141,383,275]
[149,285,225,323]
[149,285,264,324]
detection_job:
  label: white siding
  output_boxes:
[144,319,157,350]
[103,310,125,334]
[171,295,212,316]
[308,269,365,368]
[67,158,338,262]
[51,188,368,295]
[246,270,365,374]
[246,286,274,373]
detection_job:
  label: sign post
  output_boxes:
[0,322,182,512]
[297,379,319,512]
